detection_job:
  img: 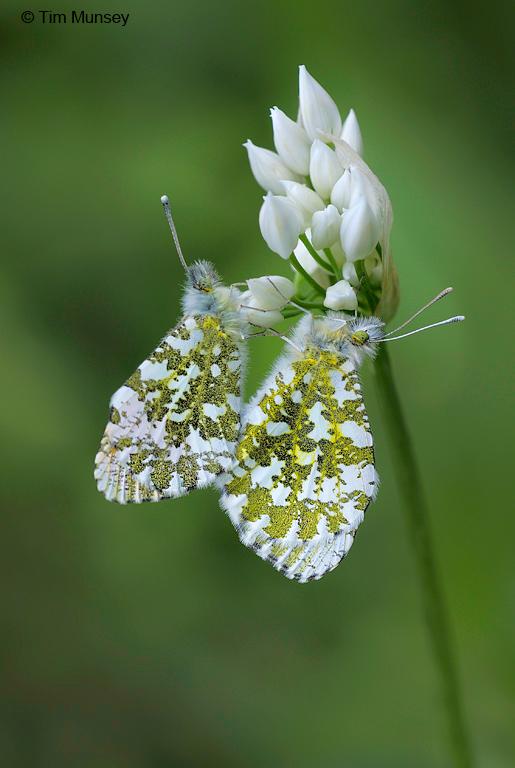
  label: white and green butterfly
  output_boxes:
[220,292,463,582]
[94,197,248,503]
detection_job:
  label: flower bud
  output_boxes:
[331,164,379,218]
[323,279,358,311]
[340,196,380,262]
[342,260,359,287]
[309,140,343,200]
[270,107,311,176]
[293,233,331,288]
[239,291,284,328]
[247,275,295,310]
[331,136,399,321]
[311,204,341,250]
[244,140,301,195]
[299,66,342,141]
[348,165,381,221]
[259,193,304,259]
[330,167,353,211]
[341,108,364,156]
[281,181,325,227]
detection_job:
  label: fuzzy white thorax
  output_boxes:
[181,260,246,339]
[290,313,385,368]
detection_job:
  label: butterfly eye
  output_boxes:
[351,330,369,346]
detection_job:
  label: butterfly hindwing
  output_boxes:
[220,344,378,582]
[95,313,242,503]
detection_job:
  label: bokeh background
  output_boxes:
[1,1,514,765]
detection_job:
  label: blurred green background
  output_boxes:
[1,1,513,765]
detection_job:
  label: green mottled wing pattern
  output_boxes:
[95,314,242,503]
[220,346,377,582]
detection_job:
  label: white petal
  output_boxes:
[340,196,380,262]
[332,139,390,253]
[244,140,301,194]
[309,140,343,200]
[330,167,353,211]
[241,298,284,328]
[299,65,342,141]
[341,109,364,156]
[324,279,358,311]
[342,260,359,287]
[271,107,311,175]
[281,181,325,227]
[259,193,304,259]
[311,204,341,250]
[347,165,381,221]
[247,275,295,310]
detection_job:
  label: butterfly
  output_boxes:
[94,196,247,503]
[94,201,463,581]
[220,293,464,582]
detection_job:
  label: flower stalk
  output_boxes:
[299,234,333,273]
[323,248,340,277]
[374,346,473,768]
[289,253,326,296]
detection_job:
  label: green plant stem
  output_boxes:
[281,309,302,319]
[374,346,473,768]
[293,297,325,311]
[355,260,377,313]
[289,254,326,296]
[323,248,341,278]
[299,234,333,273]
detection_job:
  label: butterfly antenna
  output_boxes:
[384,287,453,337]
[267,327,303,353]
[265,277,310,316]
[160,195,188,272]
[378,315,465,342]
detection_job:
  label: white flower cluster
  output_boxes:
[242,65,398,325]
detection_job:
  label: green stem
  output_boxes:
[323,248,341,278]
[355,260,378,313]
[281,308,302,319]
[374,346,473,768]
[289,254,326,296]
[299,234,332,273]
[293,297,326,311]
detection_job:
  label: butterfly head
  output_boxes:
[182,260,242,328]
[308,313,385,367]
[187,260,221,292]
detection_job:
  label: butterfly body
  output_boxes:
[220,314,383,582]
[95,260,247,503]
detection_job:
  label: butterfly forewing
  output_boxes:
[220,346,377,581]
[95,314,242,503]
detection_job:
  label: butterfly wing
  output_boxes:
[220,347,377,582]
[95,314,242,503]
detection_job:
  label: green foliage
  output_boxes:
[1,0,513,765]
